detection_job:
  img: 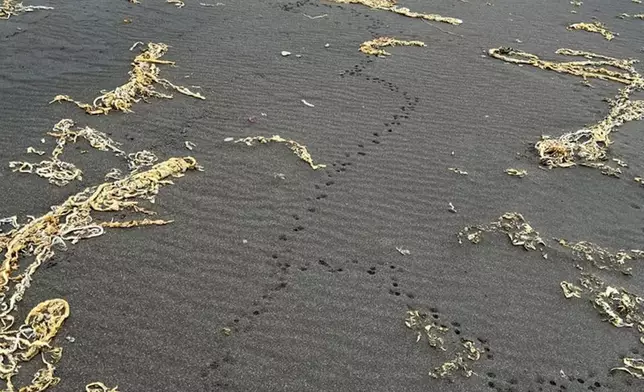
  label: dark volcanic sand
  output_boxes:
[1,0,644,391]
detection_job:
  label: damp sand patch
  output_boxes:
[51,42,205,115]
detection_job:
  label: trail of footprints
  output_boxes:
[216,2,641,391]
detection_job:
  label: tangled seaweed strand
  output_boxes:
[359,37,425,56]
[9,119,158,186]
[0,157,198,391]
[50,43,205,115]
[567,21,617,40]
[457,212,545,251]
[0,0,52,19]
[232,135,326,170]
[489,47,644,170]
[330,0,462,25]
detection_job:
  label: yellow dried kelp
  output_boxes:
[9,119,157,186]
[404,309,483,380]
[505,168,527,177]
[359,37,425,56]
[489,47,644,170]
[458,212,545,251]
[51,43,205,115]
[405,310,448,350]
[232,135,326,170]
[557,239,644,275]
[567,21,616,40]
[330,0,462,25]
[430,340,482,380]
[86,382,120,392]
[0,157,198,391]
[0,0,52,19]
[561,281,583,298]
[612,357,644,379]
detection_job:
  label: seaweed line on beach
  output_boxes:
[567,21,617,40]
[51,43,205,115]
[0,158,198,391]
[489,47,644,173]
[329,0,462,25]
[230,135,326,170]
[359,37,425,56]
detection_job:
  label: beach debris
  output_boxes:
[612,158,628,167]
[430,340,482,379]
[405,309,448,350]
[232,135,326,170]
[9,119,157,186]
[489,47,643,171]
[27,146,46,155]
[51,42,205,115]
[65,336,76,343]
[505,168,527,177]
[570,0,582,6]
[86,382,120,392]
[458,212,545,251]
[560,281,583,298]
[303,13,327,19]
[359,37,425,56]
[281,51,291,57]
[448,202,457,213]
[324,43,330,48]
[635,177,644,186]
[0,0,53,19]
[567,21,617,40]
[185,141,196,150]
[301,99,315,107]
[0,158,198,390]
[611,357,644,379]
[580,162,622,177]
[167,0,185,7]
[396,246,410,255]
[330,0,462,25]
[448,167,468,175]
[221,327,232,336]
[557,239,644,275]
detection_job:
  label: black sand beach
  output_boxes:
[1,0,644,391]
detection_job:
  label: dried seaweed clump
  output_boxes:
[359,37,425,56]
[0,0,52,19]
[458,212,545,251]
[330,0,462,25]
[489,47,644,170]
[612,357,644,379]
[430,340,482,380]
[505,168,527,177]
[561,274,644,347]
[51,42,205,115]
[0,157,198,391]
[567,21,617,40]
[405,310,448,350]
[557,239,643,275]
[404,309,483,380]
[232,135,326,170]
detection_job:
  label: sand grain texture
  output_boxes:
[2,0,644,391]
